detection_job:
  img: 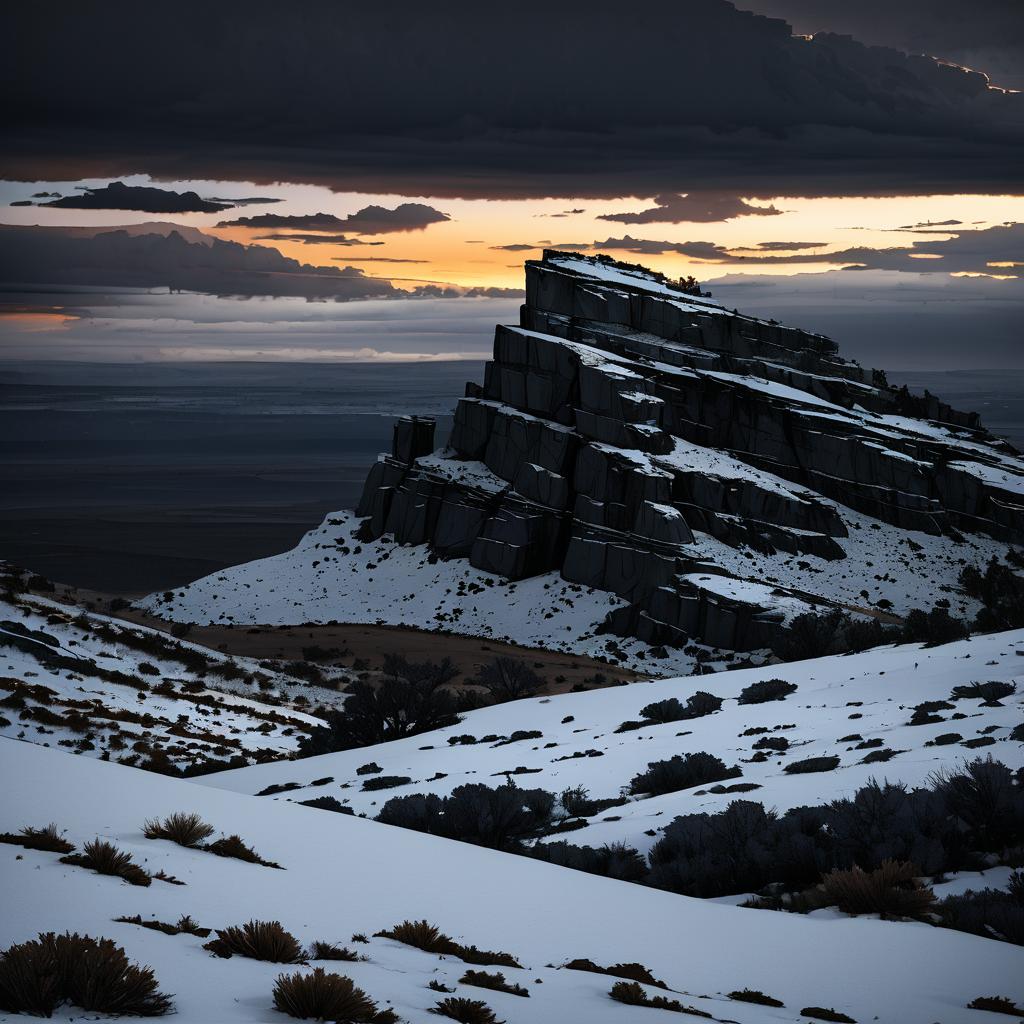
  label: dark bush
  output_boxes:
[377,784,555,851]
[951,680,1016,703]
[930,756,1024,849]
[362,775,412,792]
[375,921,520,968]
[459,970,528,997]
[206,833,282,868]
[737,678,796,704]
[0,932,172,1016]
[821,860,936,917]
[967,995,1023,1014]
[752,736,788,751]
[143,812,215,847]
[961,558,1024,632]
[784,755,840,775]
[115,914,210,937]
[61,839,150,886]
[901,606,969,645]
[608,981,709,1016]
[563,959,666,988]
[299,657,461,755]
[532,840,648,882]
[801,1008,856,1023]
[272,968,397,1022]
[429,996,503,1022]
[629,752,737,796]
[204,921,304,963]
[938,888,1024,946]
[474,657,543,702]
[300,796,354,814]
[729,989,784,1007]
[0,823,74,854]
[306,941,363,962]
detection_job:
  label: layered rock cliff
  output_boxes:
[349,251,1023,654]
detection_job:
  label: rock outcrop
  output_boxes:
[356,251,1024,652]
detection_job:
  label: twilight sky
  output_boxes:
[2,0,1022,368]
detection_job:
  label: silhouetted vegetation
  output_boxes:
[272,968,398,1022]
[0,823,74,854]
[61,839,150,886]
[474,657,544,701]
[0,932,172,1016]
[737,678,796,705]
[205,920,304,963]
[143,812,215,848]
[629,752,738,796]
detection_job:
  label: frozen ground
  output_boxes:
[204,629,1024,857]
[2,740,1022,1024]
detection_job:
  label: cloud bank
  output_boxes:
[4,0,1022,199]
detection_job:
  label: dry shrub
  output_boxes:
[801,1008,856,1023]
[375,921,520,968]
[61,839,151,887]
[205,920,304,963]
[429,996,503,1023]
[115,914,210,938]
[609,981,710,1016]
[306,941,363,962]
[0,823,75,854]
[563,958,666,988]
[783,755,840,775]
[0,932,171,1016]
[205,834,281,869]
[459,969,528,997]
[728,988,784,1007]
[272,967,397,1022]
[143,812,214,848]
[967,995,1023,1015]
[821,860,936,918]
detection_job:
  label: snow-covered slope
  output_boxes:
[202,630,1024,856]
[2,740,1022,1024]
[0,585,343,770]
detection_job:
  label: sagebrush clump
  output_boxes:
[429,996,503,1023]
[0,823,74,854]
[0,931,172,1016]
[629,752,738,796]
[143,812,215,848]
[821,861,936,917]
[61,838,151,886]
[459,969,528,997]
[272,967,397,1022]
[375,921,520,967]
[205,920,305,963]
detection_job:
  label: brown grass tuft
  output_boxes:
[61,839,151,886]
[272,967,397,1022]
[204,921,304,963]
[143,812,215,848]
[0,823,75,855]
[429,996,504,1022]
[821,860,936,918]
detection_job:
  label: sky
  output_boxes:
[2,0,1022,368]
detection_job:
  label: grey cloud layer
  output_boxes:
[4,0,1022,199]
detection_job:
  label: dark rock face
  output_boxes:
[355,251,1024,652]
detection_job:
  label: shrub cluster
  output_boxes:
[937,874,1024,946]
[272,968,397,1022]
[820,860,936,917]
[429,996,503,1022]
[60,839,151,886]
[0,932,172,1016]
[375,921,520,968]
[647,758,1024,900]
[629,752,739,796]
[299,655,461,755]
[562,958,666,988]
[609,981,710,1017]
[737,678,797,705]
[459,970,528,997]
[0,823,75,854]
[617,691,723,731]
[961,558,1024,632]
[205,920,305,963]
[474,657,544,701]
[377,784,555,850]
[774,609,888,661]
[143,811,215,847]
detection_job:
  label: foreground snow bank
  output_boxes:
[2,740,1022,1023]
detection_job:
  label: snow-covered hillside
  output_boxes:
[0,583,344,771]
[2,741,1022,1024]
[203,631,1024,856]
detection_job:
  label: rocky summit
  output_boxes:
[355,250,1024,656]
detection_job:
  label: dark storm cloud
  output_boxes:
[339,203,450,234]
[571,224,1023,276]
[219,204,448,234]
[748,240,826,251]
[217,212,348,230]
[253,233,385,246]
[4,0,1022,200]
[738,0,1024,91]
[0,225,398,300]
[599,192,783,224]
[28,181,234,213]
